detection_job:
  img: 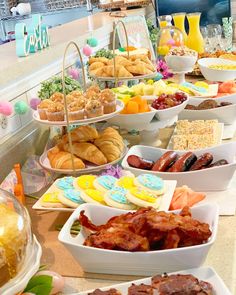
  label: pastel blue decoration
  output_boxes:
[87,37,98,47]
[15,14,50,57]
[75,59,83,68]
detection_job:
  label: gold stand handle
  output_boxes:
[112,20,130,86]
[62,41,87,173]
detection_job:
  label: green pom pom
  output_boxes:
[87,37,98,47]
[118,47,126,52]
[14,101,28,115]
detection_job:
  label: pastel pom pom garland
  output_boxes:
[0,101,13,116]
[68,68,80,80]
[30,98,41,110]
[14,101,29,115]
[87,37,98,47]
[82,44,93,57]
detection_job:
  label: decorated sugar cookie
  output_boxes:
[56,176,75,190]
[40,192,65,208]
[58,189,85,208]
[94,175,117,193]
[127,187,161,209]
[74,175,96,191]
[134,174,164,195]
[80,189,106,205]
[104,187,136,210]
[116,176,135,190]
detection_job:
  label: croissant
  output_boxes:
[125,63,153,75]
[107,56,133,67]
[89,62,105,71]
[59,126,99,147]
[64,142,107,166]
[89,57,109,65]
[47,147,85,170]
[94,127,124,162]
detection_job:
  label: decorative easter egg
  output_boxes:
[29,98,41,110]
[75,58,83,68]
[0,101,13,116]
[82,44,93,56]
[14,101,28,114]
[36,270,65,295]
[87,37,98,47]
[68,68,80,80]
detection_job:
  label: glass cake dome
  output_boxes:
[0,189,41,295]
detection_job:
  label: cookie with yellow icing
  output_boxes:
[73,175,96,191]
[134,174,165,195]
[115,176,135,190]
[80,189,106,205]
[126,187,161,209]
[104,187,136,210]
[40,192,66,208]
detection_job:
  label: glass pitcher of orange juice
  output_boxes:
[172,13,187,44]
[186,12,204,53]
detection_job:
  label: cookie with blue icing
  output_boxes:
[93,175,117,193]
[134,174,165,195]
[104,187,136,210]
[56,177,75,190]
[58,189,85,208]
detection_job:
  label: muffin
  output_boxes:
[68,99,86,121]
[50,92,64,103]
[85,100,104,118]
[70,90,83,99]
[85,89,99,100]
[66,94,77,104]
[100,89,116,114]
[46,102,64,121]
[87,85,100,94]
[37,99,53,120]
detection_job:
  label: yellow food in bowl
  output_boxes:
[208,64,236,70]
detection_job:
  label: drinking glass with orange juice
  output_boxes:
[172,13,187,44]
[186,12,204,54]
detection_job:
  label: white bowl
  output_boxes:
[154,96,189,121]
[58,203,219,275]
[179,95,236,124]
[107,108,157,131]
[198,58,236,82]
[122,143,236,191]
[165,55,197,72]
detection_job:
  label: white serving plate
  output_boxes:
[77,266,231,295]
[39,146,128,175]
[33,178,176,212]
[0,236,42,295]
[107,108,157,131]
[33,100,124,126]
[179,96,236,124]
[58,203,219,275]
[122,143,236,191]
[167,122,224,150]
[198,58,236,82]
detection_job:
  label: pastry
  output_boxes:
[134,174,165,195]
[46,102,65,121]
[94,127,124,162]
[104,187,136,210]
[100,89,116,114]
[85,100,104,118]
[37,99,53,120]
[58,189,85,208]
[68,100,85,121]
[127,187,161,209]
[90,62,106,71]
[107,55,133,67]
[93,175,117,193]
[80,189,106,205]
[74,175,96,191]
[50,92,64,102]
[89,57,109,65]
[125,63,153,75]
[55,177,75,190]
[60,125,99,145]
[116,176,135,190]
[47,146,85,170]
[87,85,101,93]
[64,142,107,165]
[70,90,83,98]
[40,192,65,208]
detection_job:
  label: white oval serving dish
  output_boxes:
[122,143,236,191]
[58,203,219,275]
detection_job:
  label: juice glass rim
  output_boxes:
[172,12,186,16]
[187,12,201,17]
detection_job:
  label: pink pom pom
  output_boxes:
[30,98,41,110]
[82,45,93,57]
[68,68,80,80]
[0,101,13,116]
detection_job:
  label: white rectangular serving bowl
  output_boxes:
[58,203,219,276]
[77,267,231,295]
[198,58,236,82]
[122,143,236,191]
[179,95,236,124]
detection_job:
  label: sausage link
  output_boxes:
[152,151,178,172]
[127,155,154,170]
[168,152,197,172]
[189,153,213,171]
[208,159,228,168]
